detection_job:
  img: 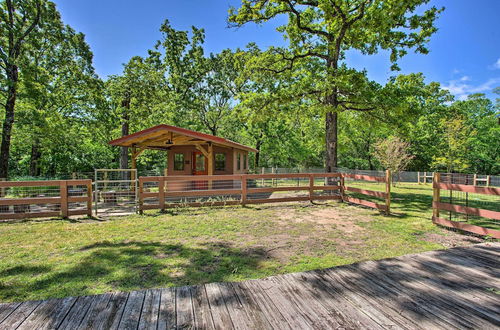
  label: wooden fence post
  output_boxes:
[87,180,92,217]
[60,181,69,218]
[0,178,5,198]
[159,177,165,211]
[418,172,421,184]
[241,175,247,205]
[309,175,314,202]
[385,170,391,215]
[260,167,265,187]
[432,172,441,221]
[138,178,144,215]
[340,174,345,202]
[473,174,477,186]
[486,175,490,187]
[271,167,276,187]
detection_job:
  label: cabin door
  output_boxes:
[192,151,208,189]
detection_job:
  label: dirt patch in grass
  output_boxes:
[422,232,484,248]
[278,206,367,234]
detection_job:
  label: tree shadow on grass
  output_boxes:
[0,240,271,303]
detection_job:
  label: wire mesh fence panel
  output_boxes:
[433,173,500,238]
[139,176,243,210]
[0,180,92,220]
[254,168,499,185]
[139,173,344,212]
[94,169,137,215]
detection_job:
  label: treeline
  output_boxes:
[1,0,499,179]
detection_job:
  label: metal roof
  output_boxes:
[108,124,257,153]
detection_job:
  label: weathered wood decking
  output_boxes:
[1,243,499,329]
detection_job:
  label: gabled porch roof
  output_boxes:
[108,124,257,153]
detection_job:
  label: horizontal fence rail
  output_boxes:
[432,173,500,238]
[138,172,390,214]
[0,180,92,220]
[342,171,391,213]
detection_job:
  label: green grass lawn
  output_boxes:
[0,183,491,302]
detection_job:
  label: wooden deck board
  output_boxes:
[117,290,145,329]
[0,242,499,329]
[175,286,195,329]
[58,295,95,329]
[138,289,161,330]
[20,296,77,330]
[157,288,176,329]
[285,272,385,329]
[358,259,500,327]
[204,282,235,329]
[190,285,215,329]
[92,291,129,330]
[1,300,42,329]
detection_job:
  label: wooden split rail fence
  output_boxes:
[0,180,92,220]
[432,173,500,238]
[139,171,391,214]
[0,172,391,221]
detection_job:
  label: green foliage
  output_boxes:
[0,1,498,177]
[228,0,444,168]
[373,136,414,173]
[432,115,475,173]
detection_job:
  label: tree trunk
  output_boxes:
[0,64,19,179]
[120,98,130,170]
[29,138,42,177]
[325,111,338,172]
[255,141,262,168]
[209,126,217,136]
[368,155,374,171]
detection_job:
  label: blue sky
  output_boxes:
[53,0,500,101]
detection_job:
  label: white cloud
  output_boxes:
[494,58,500,69]
[489,58,500,70]
[442,77,500,100]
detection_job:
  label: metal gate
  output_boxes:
[94,169,138,216]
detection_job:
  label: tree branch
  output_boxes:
[285,0,333,41]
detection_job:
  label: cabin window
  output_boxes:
[215,153,226,171]
[237,153,241,171]
[243,154,247,170]
[174,153,184,171]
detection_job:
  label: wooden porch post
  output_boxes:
[208,143,214,189]
[164,151,168,177]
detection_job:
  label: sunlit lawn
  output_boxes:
[0,183,489,302]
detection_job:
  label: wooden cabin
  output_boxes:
[108,125,257,182]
